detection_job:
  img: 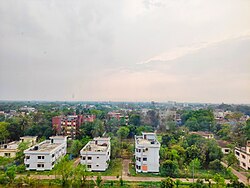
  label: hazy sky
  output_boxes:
[0,0,250,104]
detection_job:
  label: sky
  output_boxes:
[0,0,250,104]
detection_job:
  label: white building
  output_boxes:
[24,136,67,171]
[135,132,160,173]
[80,137,110,171]
[0,136,37,158]
[217,140,231,154]
[235,141,250,170]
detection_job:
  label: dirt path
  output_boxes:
[221,161,248,185]
[122,159,131,177]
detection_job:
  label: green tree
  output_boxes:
[5,165,16,184]
[161,160,179,177]
[117,126,130,139]
[213,173,225,188]
[72,164,88,187]
[15,142,29,163]
[0,122,9,143]
[70,140,83,157]
[55,155,74,186]
[225,151,238,168]
[160,177,175,188]
[91,120,105,138]
[189,158,201,182]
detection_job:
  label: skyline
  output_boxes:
[0,0,250,104]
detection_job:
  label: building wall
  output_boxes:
[24,140,67,171]
[235,148,250,170]
[80,152,110,171]
[0,150,17,158]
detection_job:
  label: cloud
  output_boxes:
[138,30,250,65]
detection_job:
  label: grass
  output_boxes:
[91,158,122,176]
[129,163,234,180]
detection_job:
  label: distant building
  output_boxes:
[0,136,37,158]
[216,140,231,154]
[190,131,214,139]
[107,112,129,125]
[235,141,250,170]
[135,132,160,173]
[52,114,95,139]
[24,136,67,171]
[20,106,36,114]
[80,137,111,171]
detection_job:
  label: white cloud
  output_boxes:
[138,30,250,65]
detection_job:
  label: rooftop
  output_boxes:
[0,141,19,150]
[81,141,109,152]
[25,140,62,153]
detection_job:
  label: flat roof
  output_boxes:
[0,141,19,150]
[81,140,109,153]
[25,141,62,153]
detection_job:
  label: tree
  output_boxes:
[208,159,223,171]
[213,173,225,188]
[160,177,175,188]
[55,155,74,186]
[72,164,88,187]
[15,142,29,163]
[161,160,179,177]
[5,165,16,184]
[244,119,250,140]
[0,122,9,143]
[70,140,83,157]
[91,120,105,138]
[129,113,141,126]
[189,158,201,182]
[117,126,129,139]
[95,175,103,188]
[225,151,238,168]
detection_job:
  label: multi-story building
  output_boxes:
[0,136,37,158]
[24,136,67,171]
[52,114,95,139]
[80,137,111,171]
[235,141,250,170]
[135,132,160,173]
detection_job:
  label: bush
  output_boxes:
[209,159,222,171]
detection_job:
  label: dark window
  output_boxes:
[143,158,147,161]
[26,156,30,159]
[87,165,91,168]
[225,149,229,152]
[26,164,30,168]
[242,154,246,159]
[37,164,44,168]
[242,162,246,167]
[38,156,45,159]
[138,158,141,162]
[52,154,55,158]
[236,151,240,156]
[82,156,86,160]
[4,153,10,157]
[88,157,92,160]
[97,156,99,159]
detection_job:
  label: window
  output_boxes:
[26,164,30,168]
[96,164,99,167]
[38,156,45,159]
[138,158,141,162]
[236,151,240,156]
[82,156,86,160]
[97,156,99,159]
[137,165,141,170]
[88,156,92,160]
[145,148,148,151]
[26,156,30,159]
[87,165,91,169]
[225,149,229,153]
[52,154,55,158]
[37,164,44,168]
[52,162,55,166]
[143,158,147,161]
[138,149,141,152]
[242,154,246,159]
[4,153,10,157]
[242,162,246,167]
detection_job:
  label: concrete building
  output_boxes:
[216,140,231,154]
[52,114,95,139]
[0,136,37,158]
[24,136,67,171]
[80,137,111,171]
[190,131,214,139]
[135,132,160,173]
[235,141,250,170]
[0,141,19,158]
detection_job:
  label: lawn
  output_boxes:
[91,158,122,176]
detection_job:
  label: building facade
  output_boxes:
[80,137,110,171]
[0,136,37,158]
[135,132,160,173]
[235,141,250,170]
[24,136,67,171]
[52,114,95,139]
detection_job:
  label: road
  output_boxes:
[221,161,248,185]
